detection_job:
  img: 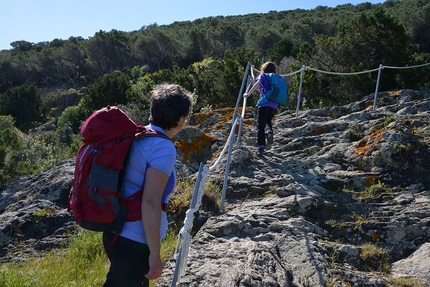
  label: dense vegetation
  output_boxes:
[0,0,430,184]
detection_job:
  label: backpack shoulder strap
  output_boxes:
[118,127,171,193]
[134,126,172,142]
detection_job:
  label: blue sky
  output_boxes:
[0,0,383,51]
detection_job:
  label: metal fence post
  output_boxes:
[233,62,252,120]
[236,75,252,146]
[295,65,305,119]
[373,64,383,109]
[219,113,240,213]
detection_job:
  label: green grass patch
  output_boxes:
[0,231,107,287]
[360,243,391,273]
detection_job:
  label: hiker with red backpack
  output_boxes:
[101,84,193,286]
[244,61,288,155]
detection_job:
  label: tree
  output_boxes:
[133,24,179,73]
[88,30,130,76]
[0,51,13,93]
[56,37,90,87]
[270,38,295,63]
[289,62,320,109]
[127,71,154,110]
[412,5,430,53]
[245,27,281,58]
[290,18,318,44]
[37,46,59,88]
[213,21,245,57]
[79,71,131,114]
[218,48,260,108]
[339,7,410,69]
[0,83,42,130]
[165,60,222,112]
[337,7,411,93]
[183,28,210,66]
[385,0,430,53]
[10,41,33,52]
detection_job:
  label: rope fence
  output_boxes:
[251,61,430,116]
[169,60,430,286]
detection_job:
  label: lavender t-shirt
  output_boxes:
[119,123,176,244]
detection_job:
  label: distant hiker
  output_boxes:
[244,61,280,155]
[103,84,193,287]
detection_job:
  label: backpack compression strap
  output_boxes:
[120,190,169,222]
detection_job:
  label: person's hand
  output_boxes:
[145,253,164,280]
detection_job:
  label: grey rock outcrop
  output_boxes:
[0,160,75,261]
[158,90,430,287]
[55,91,83,119]
[0,89,429,286]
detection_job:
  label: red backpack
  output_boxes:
[68,106,169,234]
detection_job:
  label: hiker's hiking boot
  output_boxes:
[267,132,274,145]
[258,145,265,156]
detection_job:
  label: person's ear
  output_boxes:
[176,116,185,127]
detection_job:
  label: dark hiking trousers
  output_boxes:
[257,106,277,146]
[103,232,151,287]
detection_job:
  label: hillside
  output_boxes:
[0,89,429,286]
[1,0,429,119]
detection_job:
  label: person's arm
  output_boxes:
[244,79,261,98]
[141,167,170,280]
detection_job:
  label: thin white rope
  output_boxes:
[280,70,302,77]
[384,62,430,69]
[250,64,255,79]
[240,93,247,123]
[252,66,259,74]
[307,66,381,75]
[252,66,305,78]
[173,165,209,281]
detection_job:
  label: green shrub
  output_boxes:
[56,105,86,137]
[0,129,72,184]
[79,71,132,115]
[0,115,16,130]
[10,136,62,177]
[0,128,23,184]
[41,91,62,120]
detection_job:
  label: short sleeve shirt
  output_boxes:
[119,123,176,244]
